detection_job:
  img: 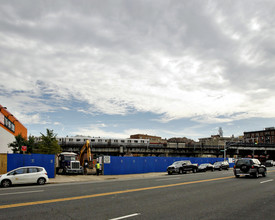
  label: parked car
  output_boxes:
[198,163,214,172]
[264,160,274,167]
[233,158,267,178]
[0,166,49,187]
[213,161,229,171]
[167,161,186,175]
[167,160,198,175]
[181,160,198,173]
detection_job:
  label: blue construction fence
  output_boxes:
[7,154,55,178]
[103,156,233,175]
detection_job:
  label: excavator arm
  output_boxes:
[79,140,93,168]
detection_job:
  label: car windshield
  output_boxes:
[64,156,76,161]
[172,161,183,165]
[236,160,251,166]
[199,164,207,167]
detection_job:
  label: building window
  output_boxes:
[3,116,15,133]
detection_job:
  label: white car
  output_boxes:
[0,166,49,187]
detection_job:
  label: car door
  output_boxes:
[12,168,29,184]
[27,167,39,183]
[186,161,192,171]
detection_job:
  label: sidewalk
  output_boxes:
[49,172,167,184]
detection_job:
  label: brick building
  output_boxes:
[244,127,275,144]
[130,134,166,144]
[199,135,241,147]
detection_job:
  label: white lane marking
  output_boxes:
[156,177,181,181]
[260,179,273,184]
[0,190,44,196]
[109,213,141,220]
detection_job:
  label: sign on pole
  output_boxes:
[104,156,111,164]
[21,146,27,152]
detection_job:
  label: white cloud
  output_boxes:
[71,124,129,139]
[1,1,275,137]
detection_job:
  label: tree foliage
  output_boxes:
[8,129,62,155]
[37,129,62,155]
[8,133,28,153]
[27,135,36,153]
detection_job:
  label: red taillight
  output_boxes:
[234,165,236,168]
[45,172,47,175]
[251,165,254,169]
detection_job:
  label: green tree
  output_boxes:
[8,134,28,153]
[37,129,62,154]
[27,135,37,154]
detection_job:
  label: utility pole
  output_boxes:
[224,142,228,161]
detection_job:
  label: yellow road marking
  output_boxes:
[0,176,233,209]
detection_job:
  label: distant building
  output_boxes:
[130,134,166,144]
[244,127,275,144]
[0,105,27,153]
[199,135,240,147]
[167,137,195,144]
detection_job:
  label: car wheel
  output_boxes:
[254,171,259,178]
[168,172,172,175]
[1,179,11,187]
[193,169,197,173]
[240,164,249,173]
[235,175,240,178]
[178,169,182,174]
[37,178,46,185]
[262,170,267,177]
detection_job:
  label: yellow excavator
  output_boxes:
[79,140,94,175]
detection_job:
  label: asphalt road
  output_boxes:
[0,168,275,220]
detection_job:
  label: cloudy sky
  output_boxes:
[1,0,275,140]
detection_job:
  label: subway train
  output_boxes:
[35,136,186,148]
[56,137,186,148]
[56,136,150,147]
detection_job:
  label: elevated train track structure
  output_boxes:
[54,136,275,159]
[226,142,275,160]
